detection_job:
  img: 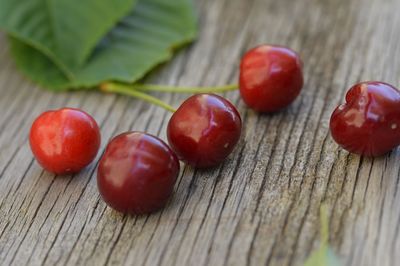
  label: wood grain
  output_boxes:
[1,0,400,265]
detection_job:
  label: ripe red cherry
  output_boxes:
[330,81,400,156]
[29,108,101,174]
[97,132,180,215]
[167,94,242,168]
[239,45,304,112]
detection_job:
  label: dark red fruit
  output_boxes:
[167,94,242,168]
[97,132,180,215]
[29,108,101,175]
[239,45,304,112]
[330,81,400,156]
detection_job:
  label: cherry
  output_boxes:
[330,81,400,156]
[239,45,304,112]
[29,108,101,174]
[97,132,180,215]
[167,94,242,168]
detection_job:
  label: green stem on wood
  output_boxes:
[100,83,176,113]
[131,83,238,93]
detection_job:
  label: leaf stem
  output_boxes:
[100,83,176,113]
[131,83,238,93]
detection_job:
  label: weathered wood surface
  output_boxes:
[1,0,400,265]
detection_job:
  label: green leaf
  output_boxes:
[304,205,341,266]
[0,0,136,69]
[9,0,197,90]
[10,37,69,90]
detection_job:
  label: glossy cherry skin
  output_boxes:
[167,94,242,168]
[330,81,400,156]
[239,45,304,112]
[29,108,101,175]
[97,132,180,215]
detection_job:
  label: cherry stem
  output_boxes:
[100,83,177,113]
[130,83,238,93]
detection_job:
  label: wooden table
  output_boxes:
[1,0,400,265]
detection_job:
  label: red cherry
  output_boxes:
[239,45,304,112]
[330,81,400,156]
[167,94,242,168]
[29,108,101,175]
[97,132,180,215]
